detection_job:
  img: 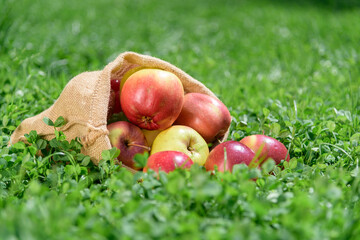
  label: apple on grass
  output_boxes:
[120,69,184,130]
[143,151,193,173]
[239,135,290,165]
[174,92,231,143]
[150,125,209,166]
[204,141,255,172]
[107,121,150,170]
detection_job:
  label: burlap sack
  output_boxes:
[10,51,230,168]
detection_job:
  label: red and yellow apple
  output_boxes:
[150,125,209,166]
[119,66,148,93]
[174,93,231,143]
[239,135,290,165]
[143,151,193,173]
[204,141,255,172]
[107,121,150,170]
[120,69,184,130]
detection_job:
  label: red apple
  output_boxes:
[239,135,290,165]
[107,79,122,119]
[113,91,121,114]
[107,121,150,170]
[120,69,184,130]
[111,79,121,114]
[119,66,147,93]
[204,141,255,172]
[107,90,116,120]
[174,93,231,143]
[111,78,120,92]
[143,151,193,173]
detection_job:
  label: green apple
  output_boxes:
[150,125,209,165]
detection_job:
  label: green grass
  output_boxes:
[1,0,360,239]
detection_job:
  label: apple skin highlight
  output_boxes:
[120,69,184,130]
[150,125,209,166]
[240,135,290,165]
[205,141,255,172]
[144,151,193,173]
[174,93,231,143]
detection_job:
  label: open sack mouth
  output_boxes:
[10,51,231,173]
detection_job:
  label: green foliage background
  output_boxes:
[1,0,360,239]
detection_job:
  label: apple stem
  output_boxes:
[127,143,151,151]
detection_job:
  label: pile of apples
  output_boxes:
[107,68,290,174]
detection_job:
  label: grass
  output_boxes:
[1,0,360,239]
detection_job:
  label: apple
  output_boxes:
[151,125,209,166]
[120,69,184,130]
[111,79,121,114]
[239,135,290,165]
[142,129,161,147]
[107,79,121,120]
[174,93,231,143]
[119,66,148,93]
[204,141,255,172]
[143,151,193,173]
[107,90,116,120]
[111,78,121,92]
[113,91,121,114]
[107,121,150,170]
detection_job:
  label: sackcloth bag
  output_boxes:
[10,52,230,171]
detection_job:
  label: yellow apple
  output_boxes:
[150,125,209,165]
[142,129,161,147]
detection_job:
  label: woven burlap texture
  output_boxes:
[10,51,229,165]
